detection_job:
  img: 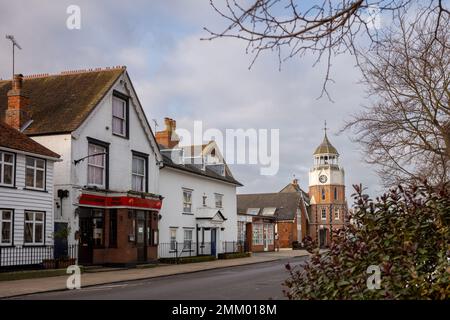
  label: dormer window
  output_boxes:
[112,91,129,138]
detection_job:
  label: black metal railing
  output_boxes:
[222,241,247,254]
[0,244,78,271]
[158,242,213,259]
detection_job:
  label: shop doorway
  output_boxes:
[136,211,148,263]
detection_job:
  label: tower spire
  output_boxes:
[323,120,328,136]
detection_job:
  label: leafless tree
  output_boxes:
[344,14,450,186]
[204,0,449,98]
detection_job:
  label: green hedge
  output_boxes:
[218,252,251,260]
[0,267,84,282]
[159,255,216,264]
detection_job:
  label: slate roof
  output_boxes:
[237,192,301,221]
[0,67,125,135]
[161,153,243,186]
[279,182,310,203]
[0,121,60,158]
[313,133,338,155]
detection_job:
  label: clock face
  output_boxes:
[319,174,328,184]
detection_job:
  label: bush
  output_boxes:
[284,183,450,300]
[159,255,216,264]
[218,252,251,259]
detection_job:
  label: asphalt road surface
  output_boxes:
[14,256,307,300]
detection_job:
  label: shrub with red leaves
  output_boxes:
[284,182,450,299]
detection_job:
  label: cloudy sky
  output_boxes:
[0,0,383,199]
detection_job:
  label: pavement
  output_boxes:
[0,249,308,299]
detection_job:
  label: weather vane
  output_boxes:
[5,35,22,80]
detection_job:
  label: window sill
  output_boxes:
[182,212,194,215]
[0,185,17,190]
[112,133,129,140]
[23,188,48,193]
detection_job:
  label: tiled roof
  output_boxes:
[279,182,310,202]
[0,121,60,158]
[0,67,125,135]
[237,192,301,221]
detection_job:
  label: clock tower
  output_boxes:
[308,124,347,247]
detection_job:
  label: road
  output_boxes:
[13,256,307,300]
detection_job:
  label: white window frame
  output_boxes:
[252,223,264,246]
[321,208,327,220]
[182,189,193,214]
[87,143,106,188]
[170,228,177,251]
[132,155,146,192]
[24,211,45,245]
[112,96,127,137]
[0,151,15,187]
[25,156,46,190]
[0,209,13,246]
[183,229,193,249]
[335,208,340,220]
[214,193,223,208]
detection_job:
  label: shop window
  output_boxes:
[252,223,264,246]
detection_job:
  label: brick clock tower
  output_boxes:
[308,126,347,247]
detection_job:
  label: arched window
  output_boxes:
[334,187,337,200]
[321,188,326,200]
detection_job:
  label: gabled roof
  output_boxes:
[0,122,60,159]
[237,192,301,221]
[0,67,125,135]
[196,207,227,221]
[279,182,310,202]
[314,133,338,155]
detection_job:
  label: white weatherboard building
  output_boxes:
[156,119,242,258]
[1,68,163,266]
[0,120,60,268]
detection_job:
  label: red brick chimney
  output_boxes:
[5,74,31,130]
[155,117,180,149]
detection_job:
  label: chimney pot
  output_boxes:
[13,74,24,90]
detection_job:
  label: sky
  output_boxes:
[0,0,383,200]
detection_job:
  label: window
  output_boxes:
[92,209,104,247]
[112,95,128,136]
[25,157,45,190]
[334,187,337,200]
[87,143,106,187]
[321,208,327,220]
[0,210,13,245]
[252,223,264,246]
[0,151,14,187]
[215,193,223,208]
[321,189,326,200]
[335,208,340,220]
[183,189,192,213]
[266,224,274,245]
[24,211,45,245]
[237,221,246,243]
[109,210,117,247]
[183,229,193,250]
[170,229,177,251]
[132,155,146,192]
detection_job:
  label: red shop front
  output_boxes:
[77,191,162,266]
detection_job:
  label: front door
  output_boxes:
[79,217,93,265]
[136,211,147,263]
[211,228,217,257]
